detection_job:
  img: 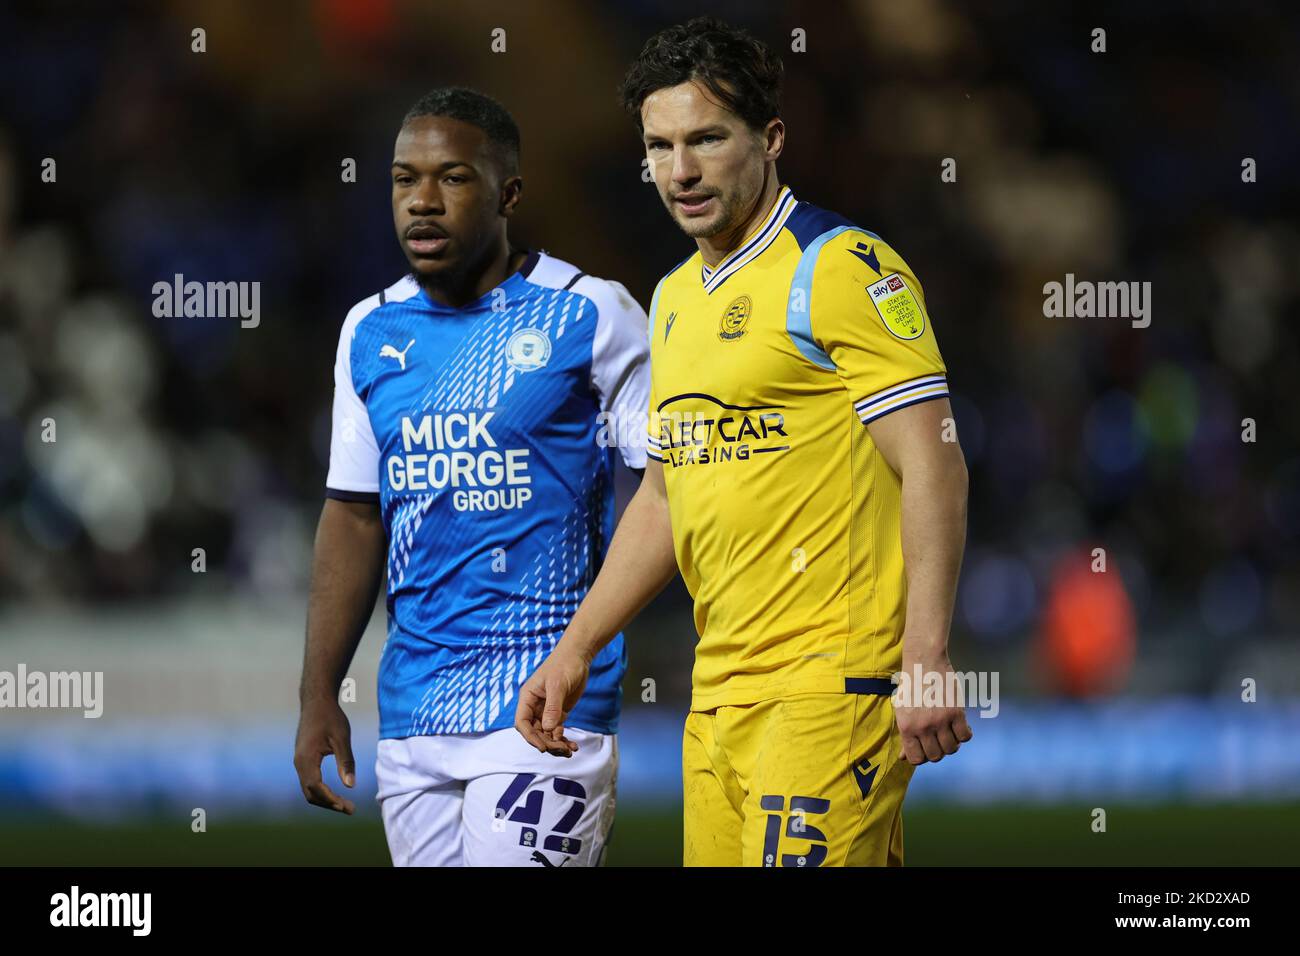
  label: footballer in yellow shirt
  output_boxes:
[517,17,973,867]
[644,182,949,712]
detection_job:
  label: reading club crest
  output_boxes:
[718,295,751,341]
[506,327,552,371]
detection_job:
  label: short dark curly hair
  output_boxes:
[402,86,520,176]
[620,17,784,134]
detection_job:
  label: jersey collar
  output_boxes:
[699,185,796,295]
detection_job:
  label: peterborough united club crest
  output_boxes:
[506,327,552,371]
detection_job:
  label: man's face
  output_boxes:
[640,80,771,240]
[391,115,509,283]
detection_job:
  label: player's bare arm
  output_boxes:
[293,498,386,814]
[515,459,677,756]
[866,396,973,766]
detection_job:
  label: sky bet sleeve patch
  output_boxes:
[866,272,926,340]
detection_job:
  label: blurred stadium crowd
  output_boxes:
[0,0,1297,708]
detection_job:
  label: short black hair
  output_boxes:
[620,17,783,134]
[402,86,520,176]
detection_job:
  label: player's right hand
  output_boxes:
[293,698,357,814]
[514,646,590,758]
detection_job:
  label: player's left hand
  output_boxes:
[893,652,974,765]
[514,645,590,758]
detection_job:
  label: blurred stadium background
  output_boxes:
[1,0,1298,865]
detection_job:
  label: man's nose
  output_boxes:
[671,147,701,185]
[409,179,443,213]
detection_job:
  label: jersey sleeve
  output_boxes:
[645,373,662,464]
[644,273,672,465]
[808,231,948,425]
[324,298,382,501]
[583,276,651,470]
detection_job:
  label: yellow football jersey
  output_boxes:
[645,185,949,712]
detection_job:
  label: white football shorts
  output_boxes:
[375,727,618,867]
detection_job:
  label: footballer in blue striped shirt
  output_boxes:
[293,87,650,867]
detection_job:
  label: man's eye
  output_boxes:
[699,135,721,144]
[445,175,466,184]
[395,176,414,186]
[647,142,669,151]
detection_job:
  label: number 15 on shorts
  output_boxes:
[760,795,831,867]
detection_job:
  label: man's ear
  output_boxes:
[764,118,785,163]
[500,174,523,216]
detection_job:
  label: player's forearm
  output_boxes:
[898,452,968,661]
[558,480,677,662]
[299,499,387,705]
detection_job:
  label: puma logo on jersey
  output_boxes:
[380,339,415,370]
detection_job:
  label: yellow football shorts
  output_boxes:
[682,690,914,867]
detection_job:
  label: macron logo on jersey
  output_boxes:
[846,241,881,276]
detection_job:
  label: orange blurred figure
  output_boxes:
[1037,548,1137,696]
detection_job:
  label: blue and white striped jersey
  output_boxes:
[325,250,649,738]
